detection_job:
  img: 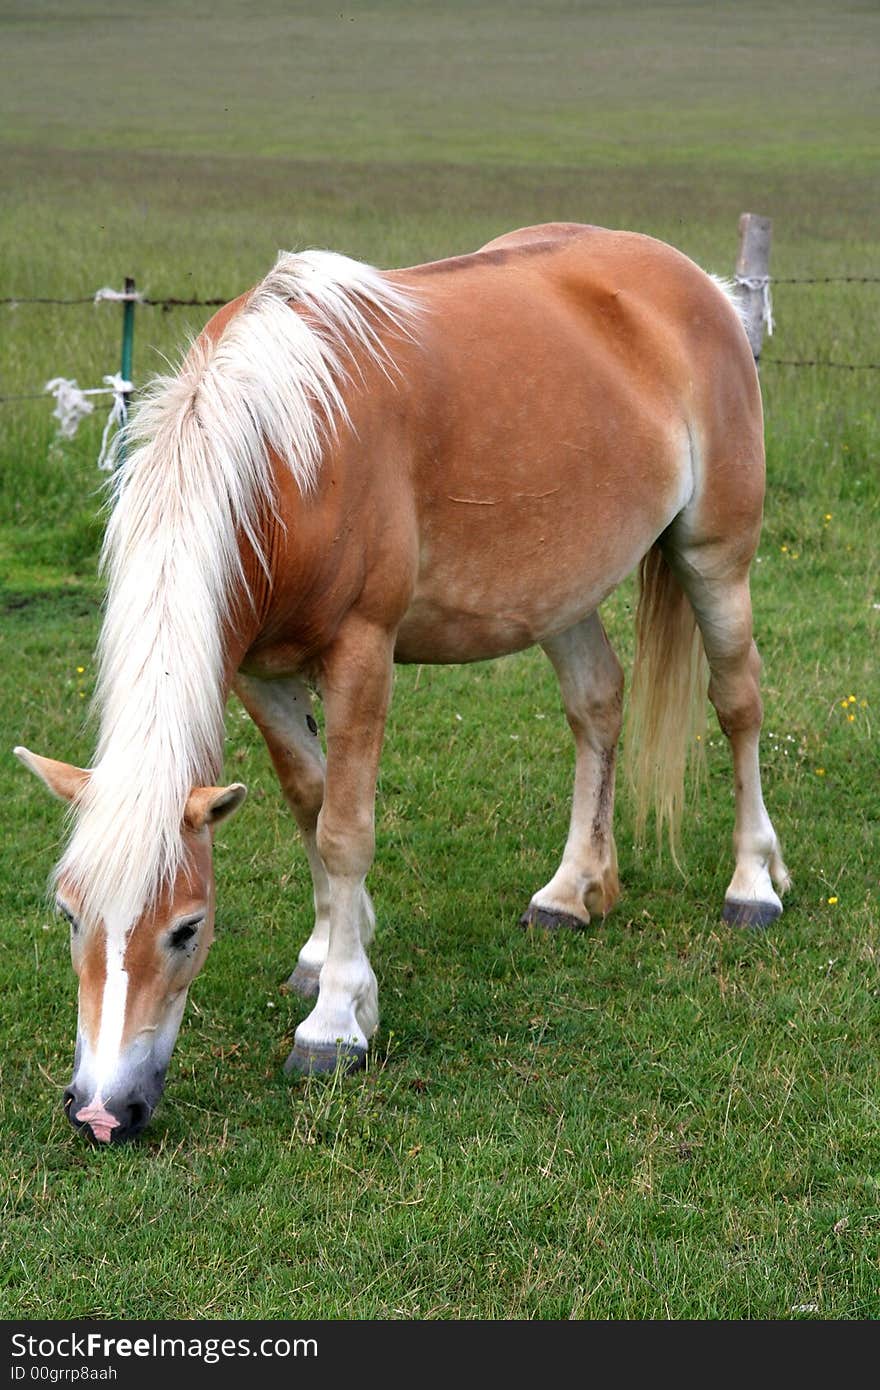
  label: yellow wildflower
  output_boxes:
[827,897,838,905]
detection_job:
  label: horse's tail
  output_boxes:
[624,543,708,866]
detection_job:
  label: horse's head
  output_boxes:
[15,747,246,1143]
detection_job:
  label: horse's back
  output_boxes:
[396,222,750,377]
[381,225,762,663]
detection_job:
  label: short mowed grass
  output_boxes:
[1,0,878,1320]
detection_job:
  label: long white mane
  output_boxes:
[57,250,417,934]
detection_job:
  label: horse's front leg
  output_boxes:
[233,672,375,1001]
[286,618,393,1073]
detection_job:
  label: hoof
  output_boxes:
[722,898,782,930]
[519,905,590,932]
[284,1039,367,1076]
[284,963,321,999]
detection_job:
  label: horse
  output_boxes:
[15,222,789,1144]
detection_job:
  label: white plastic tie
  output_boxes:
[45,377,95,438]
[96,373,133,470]
[734,273,774,337]
[93,286,144,304]
[44,375,133,467]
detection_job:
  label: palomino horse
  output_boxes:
[16,223,789,1143]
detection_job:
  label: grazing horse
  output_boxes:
[15,223,789,1143]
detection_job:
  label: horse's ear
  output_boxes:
[184,783,248,832]
[13,747,90,803]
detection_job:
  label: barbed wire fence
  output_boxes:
[1,215,878,467]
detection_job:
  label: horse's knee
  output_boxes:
[316,810,375,878]
[280,763,325,822]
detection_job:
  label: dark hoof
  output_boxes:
[722,898,782,930]
[284,963,320,999]
[284,1039,367,1076]
[519,905,590,933]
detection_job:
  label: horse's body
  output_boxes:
[17,224,789,1142]
[233,223,749,671]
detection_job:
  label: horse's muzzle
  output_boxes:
[63,1086,155,1144]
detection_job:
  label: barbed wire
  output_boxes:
[772,276,880,285]
[762,357,880,371]
[0,295,97,305]
[3,358,879,406]
[4,358,877,406]
[0,294,229,308]
[143,296,228,309]
[2,275,879,309]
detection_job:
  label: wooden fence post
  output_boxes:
[735,213,773,362]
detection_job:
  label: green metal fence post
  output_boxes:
[117,276,136,465]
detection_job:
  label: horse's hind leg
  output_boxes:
[665,539,790,925]
[233,673,375,997]
[521,612,623,930]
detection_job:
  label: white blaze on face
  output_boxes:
[74,914,133,1142]
[93,934,129,1093]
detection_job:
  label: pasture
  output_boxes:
[1,0,878,1319]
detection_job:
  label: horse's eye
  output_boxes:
[168,918,202,950]
[57,903,79,934]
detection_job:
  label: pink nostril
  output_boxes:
[75,1101,121,1144]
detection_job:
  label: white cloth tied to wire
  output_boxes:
[45,373,133,469]
[45,377,95,438]
[734,273,774,337]
[93,286,144,304]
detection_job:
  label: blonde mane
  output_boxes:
[57,250,417,934]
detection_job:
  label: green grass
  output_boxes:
[1,0,879,1321]
[2,0,876,169]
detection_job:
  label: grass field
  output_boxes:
[1,0,878,1320]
